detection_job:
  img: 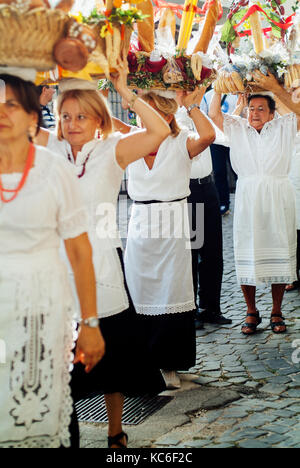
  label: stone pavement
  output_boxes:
[79,195,300,448]
[151,195,300,449]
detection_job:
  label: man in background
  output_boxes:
[37,85,56,130]
[201,89,237,216]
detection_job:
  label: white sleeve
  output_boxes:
[51,157,88,240]
[223,114,243,142]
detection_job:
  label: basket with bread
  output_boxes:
[0,0,98,72]
[213,0,300,93]
[124,0,220,91]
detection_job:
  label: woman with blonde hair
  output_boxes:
[115,87,216,389]
[36,59,170,448]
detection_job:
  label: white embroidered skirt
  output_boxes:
[124,200,195,315]
[0,250,75,448]
[234,176,297,286]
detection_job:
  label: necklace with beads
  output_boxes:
[67,151,91,178]
[0,143,35,203]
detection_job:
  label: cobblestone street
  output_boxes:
[80,194,300,448]
[151,195,300,449]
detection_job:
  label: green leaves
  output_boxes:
[221,9,248,45]
[83,7,148,27]
[221,19,237,44]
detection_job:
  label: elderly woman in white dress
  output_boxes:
[0,73,105,448]
[114,88,215,388]
[209,73,300,336]
[37,59,170,448]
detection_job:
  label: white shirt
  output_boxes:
[223,113,297,177]
[0,146,87,256]
[175,107,214,178]
[47,133,130,318]
[128,130,193,201]
[201,89,238,116]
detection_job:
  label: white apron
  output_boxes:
[125,199,195,315]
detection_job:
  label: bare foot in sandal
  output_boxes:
[241,310,261,335]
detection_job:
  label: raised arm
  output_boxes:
[112,117,132,134]
[208,90,225,132]
[110,57,171,169]
[232,93,248,117]
[251,70,300,125]
[177,87,215,159]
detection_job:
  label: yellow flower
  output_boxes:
[72,12,83,23]
[113,0,123,7]
[100,24,109,38]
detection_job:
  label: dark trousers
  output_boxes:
[188,179,223,313]
[210,144,236,208]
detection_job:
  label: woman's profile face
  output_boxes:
[0,85,37,143]
[60,98,102,148]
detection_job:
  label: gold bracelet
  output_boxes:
[129,93,138,110]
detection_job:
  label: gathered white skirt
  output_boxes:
[234,175,297,286]
[0,249,75,448]
[124,199,195,315]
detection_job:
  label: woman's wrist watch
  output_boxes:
[80,317,99,328]
[186,104,201,116]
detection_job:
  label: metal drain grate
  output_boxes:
[75,393,172,425]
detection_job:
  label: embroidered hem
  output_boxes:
[238,275,297,287]
[135,300,195,316]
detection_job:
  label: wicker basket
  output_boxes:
[0,6,70,71]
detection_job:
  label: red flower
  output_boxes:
[144,58,167,74]
[127,52,138,73]
[201,67,212,80]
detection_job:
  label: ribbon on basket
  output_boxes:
[153,0,223,21]
[233,4,295,32]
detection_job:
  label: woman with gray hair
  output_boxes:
[209,80,300,336]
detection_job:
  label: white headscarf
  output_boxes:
[0,67,36,83]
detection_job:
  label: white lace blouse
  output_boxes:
[0,146,88,255]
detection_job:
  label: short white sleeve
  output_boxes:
[223,114,243,143]
[51,156,88,239]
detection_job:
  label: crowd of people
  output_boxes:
[1,62,300,448]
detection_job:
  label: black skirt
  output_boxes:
[71,249,166,401]
[136,310,196,371]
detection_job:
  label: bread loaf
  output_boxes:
[249,10,264,55]
[55,0,74,12]
[54,38,89,72]
[137,0,154,52]
[158,8,176,38]
[0,0,50,8]
[231,71,244,92]
[193,0,219,53]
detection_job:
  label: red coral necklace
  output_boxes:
[0,143,35,203]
